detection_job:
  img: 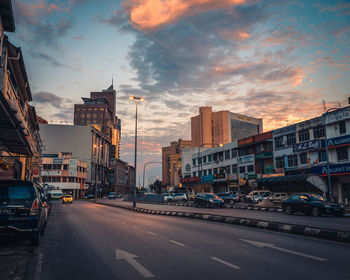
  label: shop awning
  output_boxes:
[257,174,327,194]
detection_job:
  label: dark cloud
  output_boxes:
[33,91,72,108]
[30,50,81,71]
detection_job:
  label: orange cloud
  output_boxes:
[124,0,252,31]
[220,29,252,40]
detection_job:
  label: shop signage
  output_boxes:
[42,170,61,176]
[321,135,350,148]
[180,177,199,184]
[53,158,63,164]
[248,174,258,180]
[326,107,350,124]
[293,140,320,152]
[255,152,273,159]
[69,159,78,176]
[201,174,214,183]
[312,163,350,176]
[227,174,239,181]
[238,155,254,163]
[214,173,226,182]
[262,173,285,178]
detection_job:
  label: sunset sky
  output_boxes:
[9,0,350,182]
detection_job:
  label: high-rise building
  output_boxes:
[73,85,121,159]
[162,139,192,186]
[191,107,263,147]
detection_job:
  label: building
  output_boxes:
[162,139,192,186]
[74,85,121,159]
[39,124,111,196]
[0,2,42,183]
[41,153,87,198]
[191,106,263,147]
[110,158,135,194]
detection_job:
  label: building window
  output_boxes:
[193,172,196,177]
[275,136,284,148]
[225,150,230,160]
[203,156,207,163]
[313,126,324,139]
[203,170,207,176]
[298,130,310,142]
[247,165,254,172]
[213,168,218,174]
[299,152,307,165]
[198,157,202,165]
[80,113,85,118]
[43,164,49,170]
[208,155,212,162]
[198,171,202,177]
[69,177,75,182]
[287,133,296,146]
[232,164,238,173]
[62,177,68,182]
[52,164,61,170]
[337,147,348,161]
[208,169,212,175]
[276,157,285,169]
[287,154,298,167]
[318,150,327,162]
[339,121,346,134]
[192,159,196,166]
[239,166,246,173]
[231,149,237,158]
[63,164,68,170]
[213,153,218,161]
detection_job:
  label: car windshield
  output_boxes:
[308,194,328,202]
[218,193,229,197]
[64,195,72,198]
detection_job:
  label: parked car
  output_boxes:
[84,194,95,199]
[217,192,240,205]
[116,193,122,198]
[252,192,271,204]
[164,193,188,202]
[282,193,345,217]
[0,180,47,245]
[267,192,288,203]
[108,192,116,199]
[194,193,224,208]
[245,190,271,203]
[62,194,73,204]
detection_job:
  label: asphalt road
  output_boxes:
[27,201,350,280]
[100,199,350,231]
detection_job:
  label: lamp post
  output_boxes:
[94,140,102,202]
[197,143,223,193]
[130,95,144,207]
[142,161,162,189]
[323,107,338,201]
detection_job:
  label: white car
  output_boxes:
[164,193,188,202]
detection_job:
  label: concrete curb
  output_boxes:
[95,201,350,243]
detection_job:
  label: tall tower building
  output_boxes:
[191,106,263,147]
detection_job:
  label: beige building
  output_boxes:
[162,139,192,186]
[191,107,263,147]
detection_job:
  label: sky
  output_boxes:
[9,0,350,183]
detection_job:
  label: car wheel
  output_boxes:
[31,230,40,246]
[168,199,172,203]
[286,206,293,215]
[183,198,187,202]
[312,207,320,217]
[229,200,234,205]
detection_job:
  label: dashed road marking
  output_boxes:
[211,257,241,270]
[146,231,157,236]
[34,252,44,280]
[169,240,185,247]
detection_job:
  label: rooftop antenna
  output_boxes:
[322,100,326,112]
[112,75,114,90]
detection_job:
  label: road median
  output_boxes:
[93,200,350,243]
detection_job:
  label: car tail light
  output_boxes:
[30,199,40,215]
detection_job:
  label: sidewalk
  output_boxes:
[94,199,350,243]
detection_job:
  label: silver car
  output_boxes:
[164,193,188,202]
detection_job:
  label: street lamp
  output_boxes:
[197,143,223,193]
[94,142,103,202]
[130,95,144,207]
[142,161,161,189]
[323,107,339,201]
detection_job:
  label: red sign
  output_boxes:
[181,177,199,184]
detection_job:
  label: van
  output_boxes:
[245,190,271,202]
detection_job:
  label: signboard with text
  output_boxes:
[321,135,350,149]
[312,163,350,176]
[69,159,78,177]
[293,140,320,152]
[238,155,254,164]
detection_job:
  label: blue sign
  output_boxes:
[321,134,350,148]
[293,140,320,152]
[312,162,350,176]
[201,174,214,183]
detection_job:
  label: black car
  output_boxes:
[0,180,47,245]
[217,192,240,205]
[282,193,345,217]
[194,193,224,208]
[84,194,95,199]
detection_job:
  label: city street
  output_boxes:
[27,201,350,280]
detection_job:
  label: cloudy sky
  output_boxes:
[9,0,350,182]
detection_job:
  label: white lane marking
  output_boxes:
[146,231,157,236]
[132,225,139,229]
[240,239,327,262]
[211,257,241,270]
[121,221,126,225]
[116,248,154,278]
[169,240,185,247]
[33,252,44,280]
